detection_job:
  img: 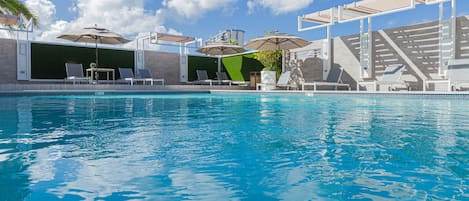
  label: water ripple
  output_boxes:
[0,94,467,200]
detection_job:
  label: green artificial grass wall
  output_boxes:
[188,56,218,81]
[188,53,265,82]
[222,53,264,81]
[31,43,134,79]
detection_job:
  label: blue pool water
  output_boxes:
[0,93,468,201]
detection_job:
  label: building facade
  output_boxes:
[205,29,245,46]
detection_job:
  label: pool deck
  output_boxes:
[1,83,469,98]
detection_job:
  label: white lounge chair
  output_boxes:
[256,71,292,90]
[65,63,91,85]
[357,64,409,91]
[138,69,165,86]
[118,68,146,85]
[302,67,350,91]
[424,59,469,91]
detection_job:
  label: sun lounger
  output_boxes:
[357,64,409,91]
[194,70,213,86]
[138,69,165,86]
[65,63,91,85]
[216,72,232,86]
[424,59,469,91]
[118,68,146,85]
[256,71,292,90]
[302,67,350,91]
[216,72,249,86]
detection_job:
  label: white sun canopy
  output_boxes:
[299,0,452,31]
[0,14,34,33]
[301,8,337,25]
[0,14,19,25]
[152,33,195,44]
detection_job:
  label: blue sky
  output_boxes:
[11,0,469,50]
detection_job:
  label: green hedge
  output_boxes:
[31,43,134,79]
[187,56,218,81]
[222,53,264,81]
[188,53,264,81]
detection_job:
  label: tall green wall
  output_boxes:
[31,43,134,79]
[187,56,218,81]
[222,53,264,81]
[188,53,264,81]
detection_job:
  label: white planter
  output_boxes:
[260,71,277,91]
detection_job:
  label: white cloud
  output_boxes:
[3,0,315,43]
[161,0,237,21]
[20,0,171,47]
[20,0,238,47]
[247,0,315,15]
[25,0,56,27]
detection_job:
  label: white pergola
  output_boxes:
[0,14,18,25]
[298,0,456,79]
[136,33,199,82]
[0,14,34,33]
[1,14,36,81]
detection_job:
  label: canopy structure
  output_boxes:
[298,0,456,79]
[338,0,451,23]
[0,14,34,33]
[299,0,452,31]
[150,33,196,44]
[0,14,19,25]
[301,8,337,26]
[136,32,199,82]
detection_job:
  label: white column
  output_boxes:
[323,25,332,80]
[17,40,30,80]
[451,0,456,59]
[368,17,373,78]
[180,43,188,82]
[217,56,221,73]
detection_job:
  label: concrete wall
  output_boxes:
[289,16,469,91]
[144,50,180,85]
[0,39,17,83]
[0,39,183,85]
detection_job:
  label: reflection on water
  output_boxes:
[0,94,468,200]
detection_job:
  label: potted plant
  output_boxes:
[255,50,282,90]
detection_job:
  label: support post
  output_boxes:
[360,19,365,78]
[451,0,456,59]
[368,17,374,79]
[438,1,444,75]
[359,17,373,79]
[324,25,332,80]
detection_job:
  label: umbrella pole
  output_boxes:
[218,55,222,73]
[95,37,99,67]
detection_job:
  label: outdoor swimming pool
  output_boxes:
[0,93,467,200]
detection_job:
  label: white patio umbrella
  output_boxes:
[197,43,246,55]
[246,33,311,70]
[197,43,246,72]
[245,33,311,51]
[57,25,131,67]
